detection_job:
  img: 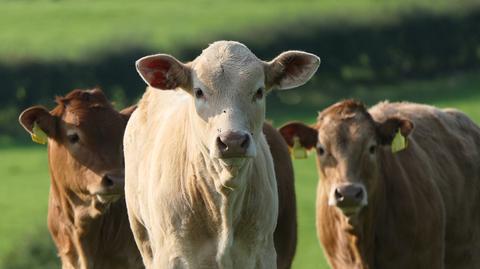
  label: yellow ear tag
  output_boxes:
[391,129,407,153]
[31,122,48,145]
[292,136,307,159]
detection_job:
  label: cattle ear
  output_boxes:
[279,122,318,149]
[18,106,57,138]
[376,116,414,145]
[265,51,320,90]
[120,105,137,121]
[136,54,192,90]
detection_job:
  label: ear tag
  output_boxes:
[31,122,48,145]
[292,136,307,159]
[391,129,407,153]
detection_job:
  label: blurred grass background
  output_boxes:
[1,0,480,268]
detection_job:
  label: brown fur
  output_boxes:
[19,89,143,269]
[280,100,480,269]
[263,123,297,269]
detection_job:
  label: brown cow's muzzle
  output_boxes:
[328,183,368,217]
[94,172,125,203]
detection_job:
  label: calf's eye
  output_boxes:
[369,145,376,154]
[67,134,80,144]
[194,88,204,99]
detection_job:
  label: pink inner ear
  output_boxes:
[139,58,175,89]
[144,58,171,70]
[284,56,309,77]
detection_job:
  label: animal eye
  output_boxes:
[369,145,376,154]
[67,133,80,144]
[194,88,204,99]
[254,87,264,100]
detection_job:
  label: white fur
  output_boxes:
[125,41,319,269]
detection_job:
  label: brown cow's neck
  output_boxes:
[48,170,137,269]
[319,174,386,269]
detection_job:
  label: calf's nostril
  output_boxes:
[334,188,344,201]
[240,135,250,149]
[355,189,364,200]
[103,176,114,187]
[216,137,228,152]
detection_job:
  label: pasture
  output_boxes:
[1,0,480,268]
[1,71,479,269]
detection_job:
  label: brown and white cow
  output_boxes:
[124,41,319,268]
[19,89,143,269]
[280,100,480,269]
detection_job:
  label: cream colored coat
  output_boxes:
[124,41,320,269]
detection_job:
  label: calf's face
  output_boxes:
[136,41,320,167]
[280,100,413,218]
[19,89,134,204]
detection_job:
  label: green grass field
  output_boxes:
[1,71,479,268]
[1,0,477,61]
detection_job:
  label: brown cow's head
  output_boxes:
[280,100,413,218]
[19,89,135,205]
[135,41,320,169]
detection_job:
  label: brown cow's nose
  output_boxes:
[216,130,250,158]
[333,184,365,208]
[101,174,124,192]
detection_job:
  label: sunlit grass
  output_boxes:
[0,0,477,61]
[0,147,50,260]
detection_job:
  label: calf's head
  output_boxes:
[280,100,413,217]
[19,89,134,204]
[136,41,320,166]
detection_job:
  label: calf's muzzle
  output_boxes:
[216,130,251,158]
[330,183,367,215]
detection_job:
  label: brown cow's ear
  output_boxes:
[265,51,320,90]
[376,116,414,145]
[279,122,318,149]
[120,105,137,121]
[136,54,192,90]
[18,106,57,138]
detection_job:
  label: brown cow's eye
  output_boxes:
[369,145,376,154]
[254,87,264,100]
[68,134,80,144]
[194,88,204,99]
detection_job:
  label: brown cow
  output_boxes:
[279,100,480,269]
[264,123,297,269]
[19,89,143,269]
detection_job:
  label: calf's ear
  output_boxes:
[265,51,320,90]
[136,54,191,90]
[18,106,57,138]
[120,105,137,121]
[376,116,414,145]
[279,122,318,149]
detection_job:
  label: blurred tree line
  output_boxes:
[0,8,479,143]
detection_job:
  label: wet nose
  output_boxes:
[216,130,250,158]
[333,184,366,208]
[101,173,125,191]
